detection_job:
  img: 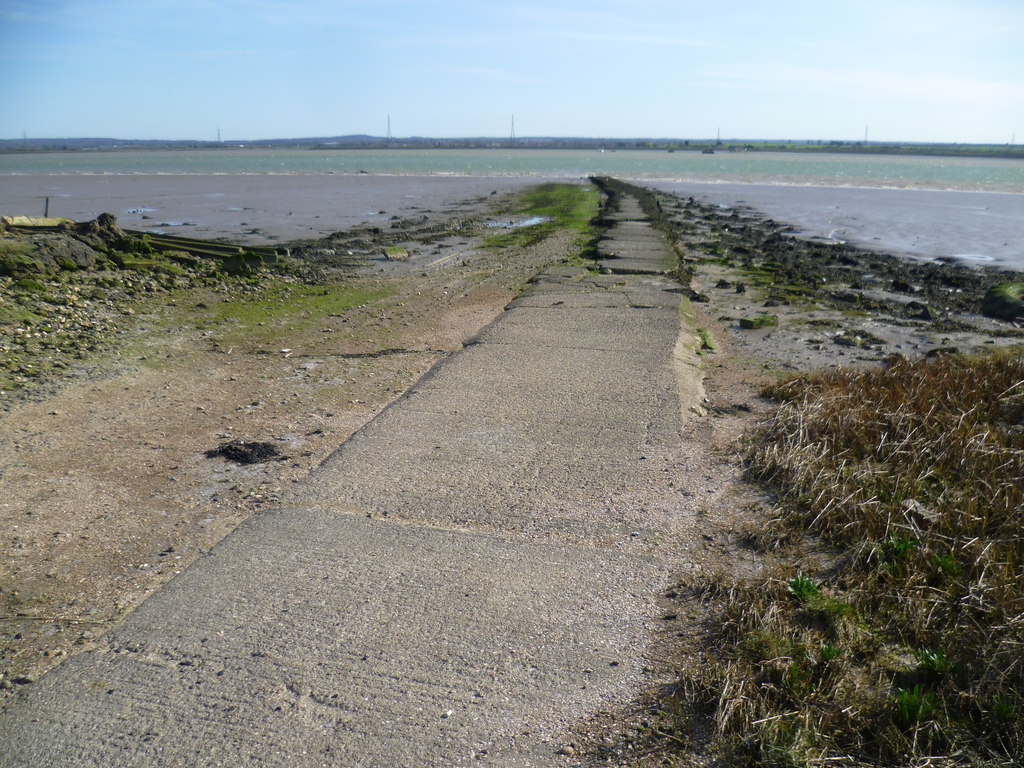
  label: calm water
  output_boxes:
[2,149,1022,269]
[3,148,1023,193]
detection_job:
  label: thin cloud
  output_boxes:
[553,28,712,47]
[376,31,528,50]
[705,63,1024,108]
[506,4,712,48]
[408,65,546,85]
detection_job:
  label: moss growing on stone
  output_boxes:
[739,315,779,329]
[981,282,1024,321]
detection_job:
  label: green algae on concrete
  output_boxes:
[483,183,600,250]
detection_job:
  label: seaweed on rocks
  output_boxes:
[648,185,1024,320]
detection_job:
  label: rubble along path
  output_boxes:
[1,194,705,767]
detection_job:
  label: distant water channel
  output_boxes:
[3,148,1023,192]
[2,149,1022,269]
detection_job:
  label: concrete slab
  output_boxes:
[1,512,666,768]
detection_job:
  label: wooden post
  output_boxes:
[44,197,50,217]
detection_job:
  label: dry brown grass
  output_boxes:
[674,350,1024,767]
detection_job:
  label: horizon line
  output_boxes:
[2,134,1018,147]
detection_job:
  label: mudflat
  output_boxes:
[7,172,1023,269]
[0,173,547,245]
[649,180,1024,270]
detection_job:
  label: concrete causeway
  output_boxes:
[1,193,703,767]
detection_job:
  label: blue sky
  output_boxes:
[2,0,1021,143]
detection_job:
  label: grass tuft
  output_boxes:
[786,573,820,602]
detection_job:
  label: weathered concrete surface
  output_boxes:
[0,194,702,767]
[592,197,679,276]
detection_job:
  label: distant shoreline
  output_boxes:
[2,138,1022,161]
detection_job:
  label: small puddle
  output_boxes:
[484,216,550,229]
[953,253,995,262]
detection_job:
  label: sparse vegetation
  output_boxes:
[672,350,1024,766]
[0,233,320,403]
[697,328,716,352]
[192,282,392,349]
[482,183,600,250]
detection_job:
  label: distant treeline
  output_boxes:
[2,135,1022,160]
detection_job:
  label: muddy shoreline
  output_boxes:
[655,185,1024,369]
[646,180,1024,271]
[0,174,550,246]
[0,186,551,411]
